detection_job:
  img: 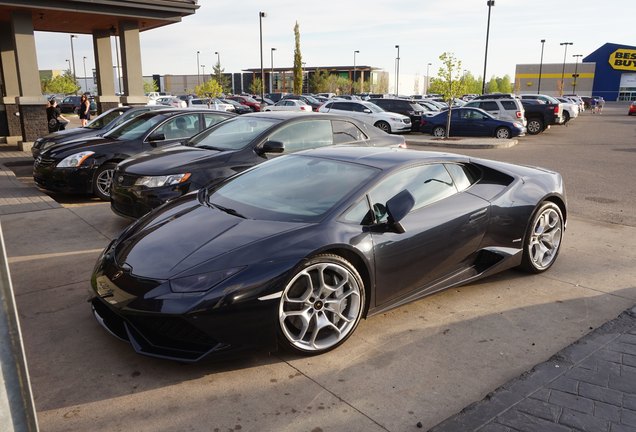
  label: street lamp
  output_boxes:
[82,56,88,93]
[426,62,432,95]
[65,59,71,72]
[481,0,495,94]
[259,11,266,105]
[572,54,583,94]
[70,34,78,93]
[353,50,359,94]
[196,50,200,85]
[395,45,400,95]
[537,39,546,94]
[214,51,220,66]
[270,48,276,94]
[560,42,573,96]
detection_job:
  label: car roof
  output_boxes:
[293,146,468,171]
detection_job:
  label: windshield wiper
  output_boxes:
[196,145,224,151]
[210,203,247,219]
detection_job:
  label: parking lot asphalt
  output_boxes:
[0,104,635,432]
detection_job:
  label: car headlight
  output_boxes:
[134,173,191,188]
[57,151,95,168]
[169,267,245,293]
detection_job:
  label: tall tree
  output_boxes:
[212,61,231,94]
[436,52,466,138]
[293,22,303,94]
[486,76,500,93]
[250,77,263,96]
[194,79,223,98]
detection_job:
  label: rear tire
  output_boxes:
[93,163,116,201]
[432,126,446,137]
[563,111,571,123]
[526,118,544,135]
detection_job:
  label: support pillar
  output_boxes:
[119,21,146,106]
[0,20,23,142]
[92,29,119,112]
[11,11,47,147]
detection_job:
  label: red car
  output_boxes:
[629,101,636,116]
[227,95,261,112]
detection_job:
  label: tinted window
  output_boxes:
[191,116,279,150]
[105,114,164,140]
[209,155,378,222]
[501,100,518,110]
[459,109,488,120]
[153,114,200,139]
[481,101,499,111]
[444,163,479,192]
[269,120,333,152]
[203,113,230,128]
[86,109,127,129]
[332,120,367,144]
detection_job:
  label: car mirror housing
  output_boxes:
[385,189,415,234]
[260,140,285,154]
[147,132,166,142]
[363,109,372,114]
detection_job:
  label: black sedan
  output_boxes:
[33,109,235,200]
[110,112,405,219]
[420,107,526,139]
[32,105,167,159]
[90,146,566,362]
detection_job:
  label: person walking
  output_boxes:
[597,97,605,114]
[590,97,597,114]
[79,94,91,126]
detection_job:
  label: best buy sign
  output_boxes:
[609,49,636,71]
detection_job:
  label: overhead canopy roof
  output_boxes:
[0,0,199,34]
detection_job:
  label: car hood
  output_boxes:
[114,195,308,279]
[118,145,226,175]
[43,136,115,159]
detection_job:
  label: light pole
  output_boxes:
[560,42,573,96]
[353,50,359,94]
[65,59,71,72]
[302,62,306,94]
[537,39,546,94]
[196,50,200,85]
[201,65,205,78]
[214,51,220,66]
[82,56,88,93]
[395,45,400,95]
[270,48,276,93]
[481,0,495,94]
[70,34,78,93]
[259,11,266,105]
[426,62,432,95]
[572,54,583,94]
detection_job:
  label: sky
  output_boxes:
[33,0,635,94]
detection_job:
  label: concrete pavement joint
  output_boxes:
[67,207,116,243]
[538,273,636,302]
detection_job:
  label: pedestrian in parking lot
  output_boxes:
[590,97,597,114]
[79,94,91,126]
[597,97,605,114]
[46,99,69,132]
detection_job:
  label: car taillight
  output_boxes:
[516,111,522,118]
[554,105,560,113]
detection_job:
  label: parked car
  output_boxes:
[263,99,313,112]
[227,95,261,112]
[629,101,636,116]
[420,107,525,139]
[90,145,566,361]
[32,105,167,158]
[33,109,235,200]
[319,100,411,133]
[519,94,565,123]
[463,98,527,127]
[473,93,519,100]
[155,96,186,108]
[110,112,406,219]
[265,93,289,103]
[520,100,563,135]
[555,97,580,122]
[222,99,252,114]
[563,94,585,112]
[58,95,97,114]
[187,98,235,112]
[281,94,323,111]
[368,98,427,132]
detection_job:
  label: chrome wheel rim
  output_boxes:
[96,168,114,197]
[528,121,541,134]
[279,262,362,352]
[376,122,390,132]
[433,127,445,137]
[529,207,562,270]
[496,128,510,139]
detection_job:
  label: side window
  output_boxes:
[368,164,458,222]
[501,100,518,110]
[342,199,372,225]
[153,114,199,140]
[481,101,499,111]
[444,163,479,192]
[331,102,347,110]
[332,120,367,144]
[269,120,333,152]
[351,103,367,112]
[203,113,228,129]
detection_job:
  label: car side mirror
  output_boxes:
[259,140,285,154]
[385,189,415,234]
[363,109,372,114]
[147,132,165,142]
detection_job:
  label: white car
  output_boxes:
[187,98,235,112]
[263,99,312,112]
[556,97,580,121]
[155,96,186,108]
[318,100,411,133]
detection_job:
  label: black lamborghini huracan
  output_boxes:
[90,146,566,362]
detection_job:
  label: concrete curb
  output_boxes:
[406,135,519,149]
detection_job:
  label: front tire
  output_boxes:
[93,163,116,201]
[495,127,511,139]
[278,254,365,355]
[374,121,391,133]
[526,118,544,135]
[432,126,446,137]
[519,202,564,273]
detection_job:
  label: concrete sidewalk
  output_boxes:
[406,134,519,149]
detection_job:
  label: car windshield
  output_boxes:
[85,109,127,130]
[208,155,378,222]
[542,95,560,104]
[104,114,165,140]
[189,116,280,150]
[242,96,258,103]
[364,102,384,113]
[303,95,319,104]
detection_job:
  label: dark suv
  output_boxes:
[58,95,97,114]
[368,98,426,131]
